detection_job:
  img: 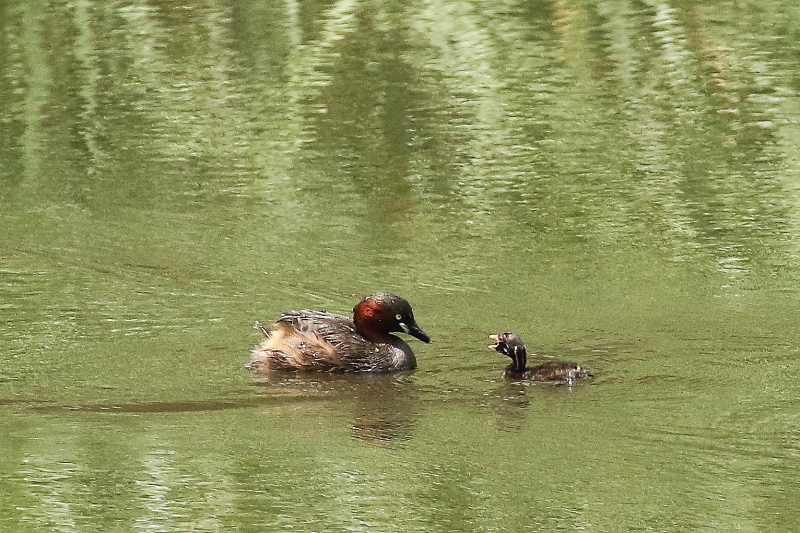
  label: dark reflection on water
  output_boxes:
[29,372,419,444]
[3,0,800,531]
[252,372,420,446]
[35,398,261,414]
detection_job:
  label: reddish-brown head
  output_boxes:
[353,293,431,344]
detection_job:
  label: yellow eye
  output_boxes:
[395,314,403,321]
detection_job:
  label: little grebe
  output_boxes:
[488,332,592,384]
[247,293,431,373]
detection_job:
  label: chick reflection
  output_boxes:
[250,372,418,447]
[485,381,533,433]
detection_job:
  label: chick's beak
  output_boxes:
[488,333,501,350]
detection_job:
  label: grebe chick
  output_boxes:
[247,293,431,374]
[488,332,592,384]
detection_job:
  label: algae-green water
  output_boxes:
[3,1,800,531]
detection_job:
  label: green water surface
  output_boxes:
[2,0,800,531]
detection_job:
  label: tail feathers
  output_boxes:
[250,346,340,372]
[247,324,345,372]
[566,365,593,385]
[253,322,270,338]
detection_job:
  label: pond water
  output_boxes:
[2,0,800,531]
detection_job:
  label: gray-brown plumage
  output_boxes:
[247,293,431,373]
[488,332,592,384]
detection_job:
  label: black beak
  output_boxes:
[402,322,432,344]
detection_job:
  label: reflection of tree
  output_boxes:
[4,0,799,282]
[2,1,800,530]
